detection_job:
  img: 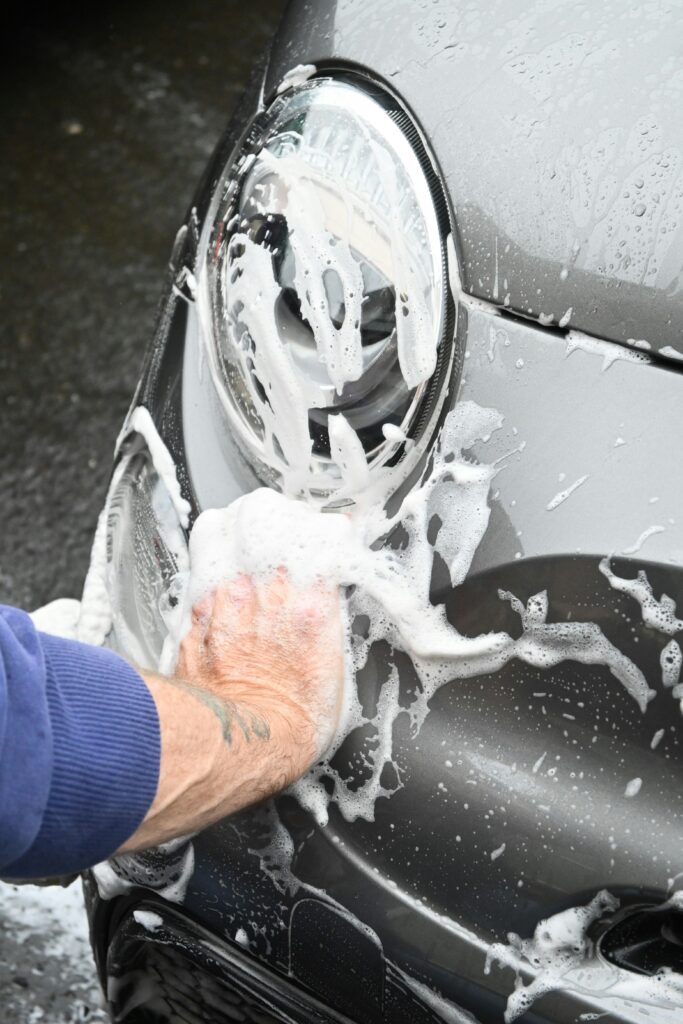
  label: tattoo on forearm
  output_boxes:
[164,677,271,745]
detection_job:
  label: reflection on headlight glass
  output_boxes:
[202,77,448,496]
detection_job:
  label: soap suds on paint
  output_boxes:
[157,401,653,830]
[85,384,654,902]
[565,332,650,371]
[546,475,589,511]
[651,728,665,749]
[486,889,683,1023]
[599,560,683,636]
[624,777,642,798]
[621,524,665,555]
[661,639,682,688]
[486,890,620,1022]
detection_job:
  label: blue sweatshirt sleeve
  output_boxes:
[0,605,160,879]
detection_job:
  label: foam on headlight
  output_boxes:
[197,75,453,500]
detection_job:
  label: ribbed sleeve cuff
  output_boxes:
[3,636,160,879]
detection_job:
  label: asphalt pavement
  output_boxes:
[0,1,284,1019]
[0,0,284,611]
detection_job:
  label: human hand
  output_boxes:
[176,569,346,764]
[123,570,345,853]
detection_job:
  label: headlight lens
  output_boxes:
[199,76,452,498]
[106,439,188,671]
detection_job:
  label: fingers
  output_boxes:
[177,576,255,677]
[176,591,214,677]
[256,568,328,633]
[210,574,257,639]
[175,569,343,700]
[260,566,292,614]
[293,576,340,629]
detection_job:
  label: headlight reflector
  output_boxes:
[200,76,452,497]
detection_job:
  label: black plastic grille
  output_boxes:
[113,944,286,1024]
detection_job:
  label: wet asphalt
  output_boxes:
[0,1,284,1018]
[0,0,284,611]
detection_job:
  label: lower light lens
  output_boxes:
[106,439,188,670]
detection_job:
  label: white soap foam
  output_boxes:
[276,63,317,95]
[624,777,642,798]
[328,413,371,498]
[133,909,163,932]
[212,234,316,495]
[621,524,665,556]
[153,398,653,830]
[78,409,190,650]
[30,598,81,640]
[661,639,682,688]
[77,387,669,1022]
[117,407,191,529]
[599,559,683,636]
[382,423,408,445]
[93,838,194,904]
[487,889,683,1023]
[80,390,657,1024]
[565,332,650,371]
[79,377,654,858]
[660,345,683,362]
[673,682,683,715]
[546,474,589,511]
[259,150,365,395]
[486,891,619,1022]
[78,500,115,648]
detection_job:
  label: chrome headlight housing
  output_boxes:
[198,75,455,499]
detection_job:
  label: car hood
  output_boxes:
[267,0,683,360]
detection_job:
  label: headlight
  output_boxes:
[106,437,188,671]
[198,75,454,499]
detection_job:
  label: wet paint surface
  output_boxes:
[267,0,683,358]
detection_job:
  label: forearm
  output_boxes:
[0,610,161,880]
[119,672,318,853]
